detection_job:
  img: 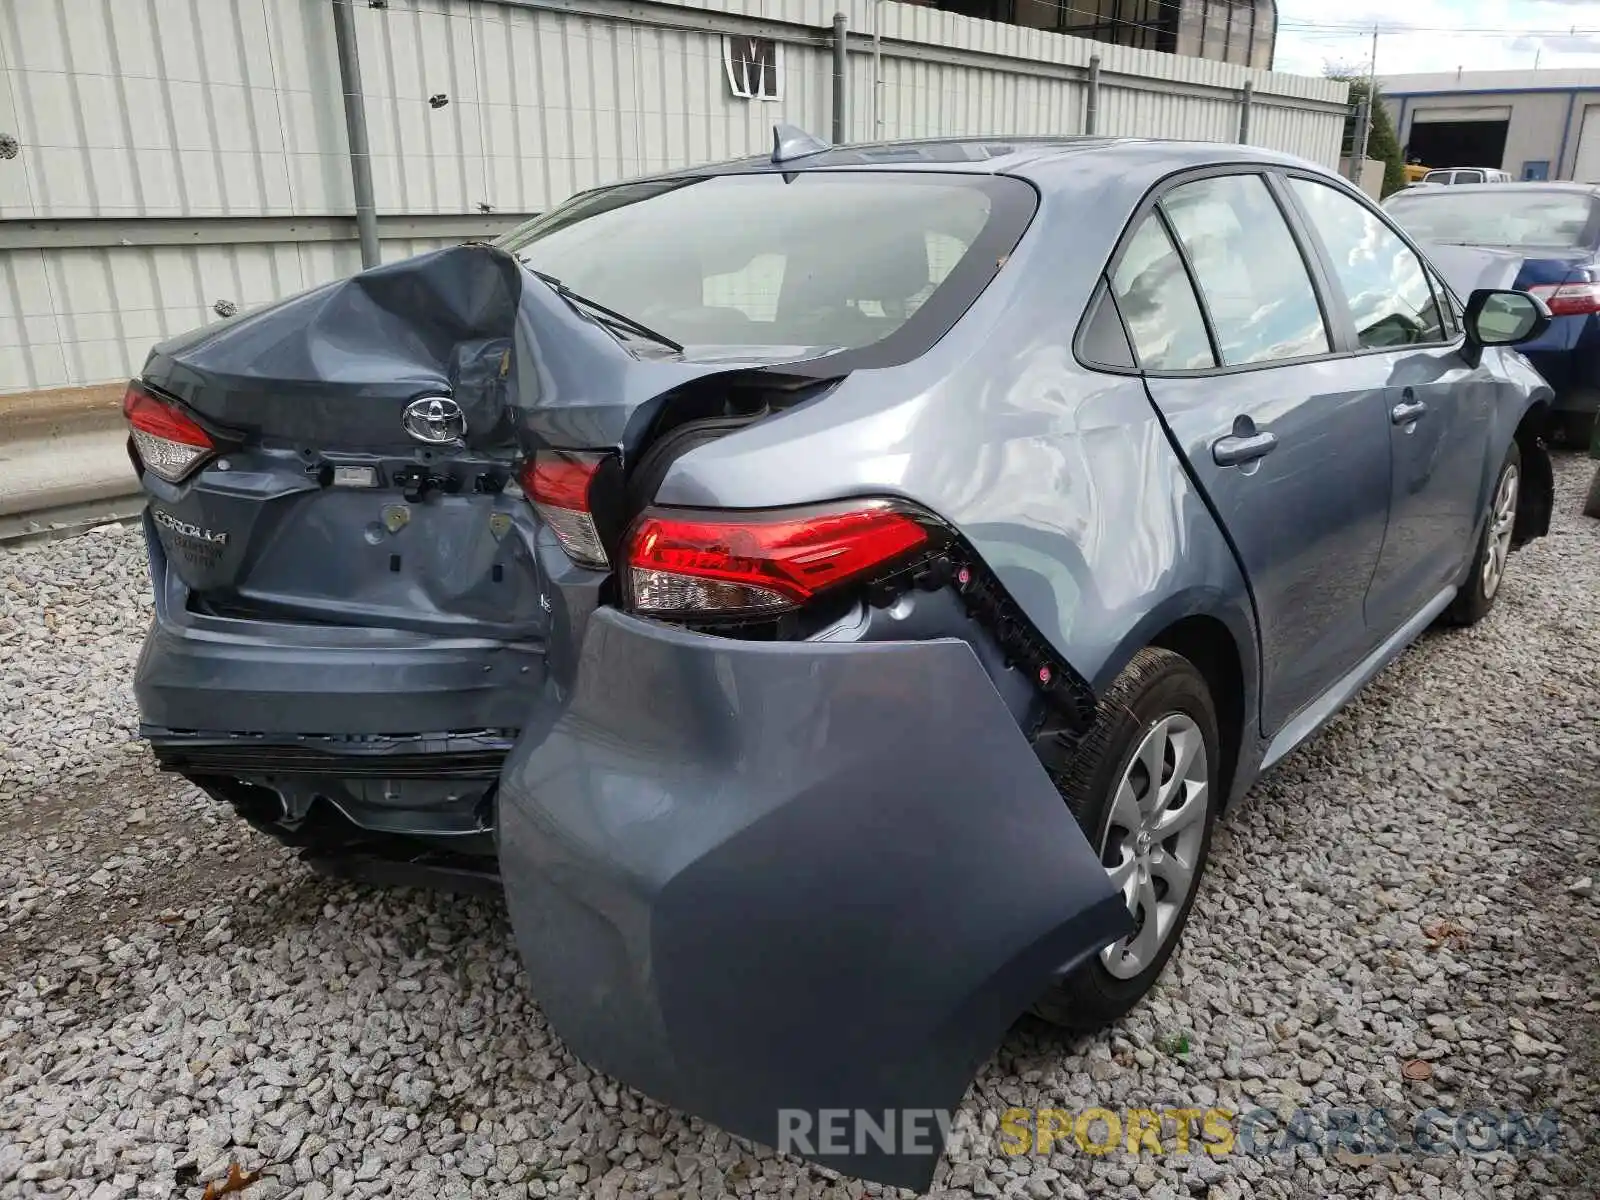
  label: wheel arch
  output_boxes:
[1093,593,1258,810]
[1511,401,1553,546]
[1150,615,1247,811]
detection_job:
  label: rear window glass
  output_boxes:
[496,173,1028,356]
[1385,190,1598,249]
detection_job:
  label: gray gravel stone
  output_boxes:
[2,461,1598,1200]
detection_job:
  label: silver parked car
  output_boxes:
[125,133,1554,1189]
[1422,166,1515,185]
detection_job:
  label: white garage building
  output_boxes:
[0,0,1350,397]
[1382,68,1600,183]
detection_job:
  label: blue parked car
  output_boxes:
[1385,181,1600,443]
[127,134,1556,1189]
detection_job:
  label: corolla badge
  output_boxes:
[402,396,467,444]
[151,509,228,545]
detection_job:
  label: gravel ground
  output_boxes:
[2,456,1596,1200]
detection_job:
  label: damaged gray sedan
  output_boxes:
[126,133,1554,1189]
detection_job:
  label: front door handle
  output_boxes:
[1212,430,1279,467]
[1391,399,1428,425]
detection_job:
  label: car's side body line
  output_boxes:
[1260,584,1457,772]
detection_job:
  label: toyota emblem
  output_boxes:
[402,396,467,444]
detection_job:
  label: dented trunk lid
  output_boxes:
[134,245,824,634]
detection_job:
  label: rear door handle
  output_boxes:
[1212,430,1279,467]
[1391,399,1428,425]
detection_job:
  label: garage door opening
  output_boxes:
[1572,106,1600,183]
[1405,119,1510,173]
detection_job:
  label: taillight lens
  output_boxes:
[123,382,214,482]
[626,500,932,618]
[1526,281,1600,316]
[518,450,609,569]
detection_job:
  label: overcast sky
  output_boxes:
[1273,0,1600,78]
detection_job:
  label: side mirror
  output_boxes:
[1464,288,1551,349]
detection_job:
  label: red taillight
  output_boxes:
[626,501,932,618]
[123,381,214,482]
[1526,281,1600,316]
[518,450,609,569]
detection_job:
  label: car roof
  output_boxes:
[1391,181,1600,197]
[622,135,1327,193]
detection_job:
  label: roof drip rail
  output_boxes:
[772,123,831,165]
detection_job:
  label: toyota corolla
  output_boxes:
[124,132,1553,1190]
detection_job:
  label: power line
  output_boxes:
[1280,19,1600,37]
[1287,28,1600,39]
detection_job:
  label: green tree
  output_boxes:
[1328,73,1406,198]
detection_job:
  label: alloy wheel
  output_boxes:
[1098,713,1209,979]
[1481,464,1519,601]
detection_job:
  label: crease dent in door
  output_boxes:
[497,609,1133,1190]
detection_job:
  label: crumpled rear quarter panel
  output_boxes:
[497,609,1131,1190]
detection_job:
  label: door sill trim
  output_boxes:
[1261,584,1456,771]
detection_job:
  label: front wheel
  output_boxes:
[1446,441,1520,627]
[1032,647,1219,1030]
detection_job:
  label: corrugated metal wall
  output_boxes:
[0,236,455,392]
[0,0,1348,393]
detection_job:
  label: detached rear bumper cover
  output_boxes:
[498,609,1131,1190]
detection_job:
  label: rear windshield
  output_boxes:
[495,172,1033,358]
[1385,189,1598,249]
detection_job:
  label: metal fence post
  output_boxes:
[331,0,380,270]
[1348,91,1371,183]
[1238,80,1253,144]
[832,13,848,144]
[1085,55,1100,136]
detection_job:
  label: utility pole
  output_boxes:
[331,0,380,270]
[1350,24,1378,183]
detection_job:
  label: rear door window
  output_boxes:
[1159,174,1331,365]
[1290,178,1446,348]
[1108,214,1215,370]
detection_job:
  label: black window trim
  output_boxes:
[1162,172,1343,367]
[1154,201,1224,369]
[1262,171,1356,353]
[1079,278,1137,369]
[1075,162,1468,379]
[1278,168,1463,359]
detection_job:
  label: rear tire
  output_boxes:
[1446,440,1520,627]
[1031,647,1219,1030]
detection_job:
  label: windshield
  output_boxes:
[1385,189,1598,249]
[496,172,1028,355]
